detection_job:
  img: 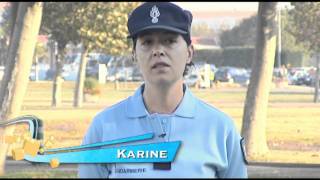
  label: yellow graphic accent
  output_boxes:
[12,148,24,161]
[23,139,41,156]
[50,158,60,168]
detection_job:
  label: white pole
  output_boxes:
[277,6,282,68]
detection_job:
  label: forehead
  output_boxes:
[137,29,180,38]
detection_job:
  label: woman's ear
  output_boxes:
[187,44,194,64]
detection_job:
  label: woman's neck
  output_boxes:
[142,81,184,114]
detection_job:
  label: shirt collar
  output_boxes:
[125,84,148,118]
[173,85,196,118]
[125,84,196,119]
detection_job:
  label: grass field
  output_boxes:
[2,81,320,177]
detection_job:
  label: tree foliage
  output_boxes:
[73,2,140,55]
[219,15,257,48]
[219,8,310,53]
[281,10,307,54]
[41,2,82,50]
[288,2,320,53]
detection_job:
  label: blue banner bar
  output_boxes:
[25,141,181,163]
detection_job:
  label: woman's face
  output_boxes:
[134,30,193,86]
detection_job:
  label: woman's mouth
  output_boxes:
[151,62,170,69]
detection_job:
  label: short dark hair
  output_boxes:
[132,36,194,77]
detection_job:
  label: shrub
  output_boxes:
[83,77,101,95]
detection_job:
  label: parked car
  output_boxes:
[62,64,78,81]
[214,66,250,85]
[184,74,199,87]
[214,67,235,83]
[63,53,114,81]
[233,73,250,86]
[131,68,143,82]
[287,69,312,86]
[214,68,233,83]
[295,74,312,86]
[112,67,133,81]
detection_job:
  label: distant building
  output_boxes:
[192,10,257,31]
[189,10,257,47]
[191,36,220,50]
[175,2,257,31]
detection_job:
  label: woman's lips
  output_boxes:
[151,62,170,69]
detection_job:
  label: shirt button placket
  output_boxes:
[161,117,169,141]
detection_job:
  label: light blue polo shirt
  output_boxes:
[78,84,247,178]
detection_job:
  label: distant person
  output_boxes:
[279,65,288,81]
[78,2,247,178]
[210,69,215,88]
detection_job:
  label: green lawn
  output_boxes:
[1,170,77,178]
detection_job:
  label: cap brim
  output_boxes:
[127,25,188,39]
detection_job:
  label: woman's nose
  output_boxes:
[152,50,165,57]
[152,43,165,57]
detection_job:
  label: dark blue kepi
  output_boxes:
[127,2,193,39]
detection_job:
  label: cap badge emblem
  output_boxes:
[150,5,160,24]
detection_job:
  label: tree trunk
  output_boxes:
[48,40,56,73]
[0,2,43,175]
[314,54,320,103]
[241,2,277,160]
[0,3,21,109]
[73,46,89,107]
[51,49,64,107]
[7,2,19,46]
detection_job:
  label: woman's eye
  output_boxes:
[142,39,152,45]
[165,38,176,44]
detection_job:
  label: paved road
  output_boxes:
[247,162,320,178]
[4,160,320,178]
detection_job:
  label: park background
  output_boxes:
[0,2,319,178]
